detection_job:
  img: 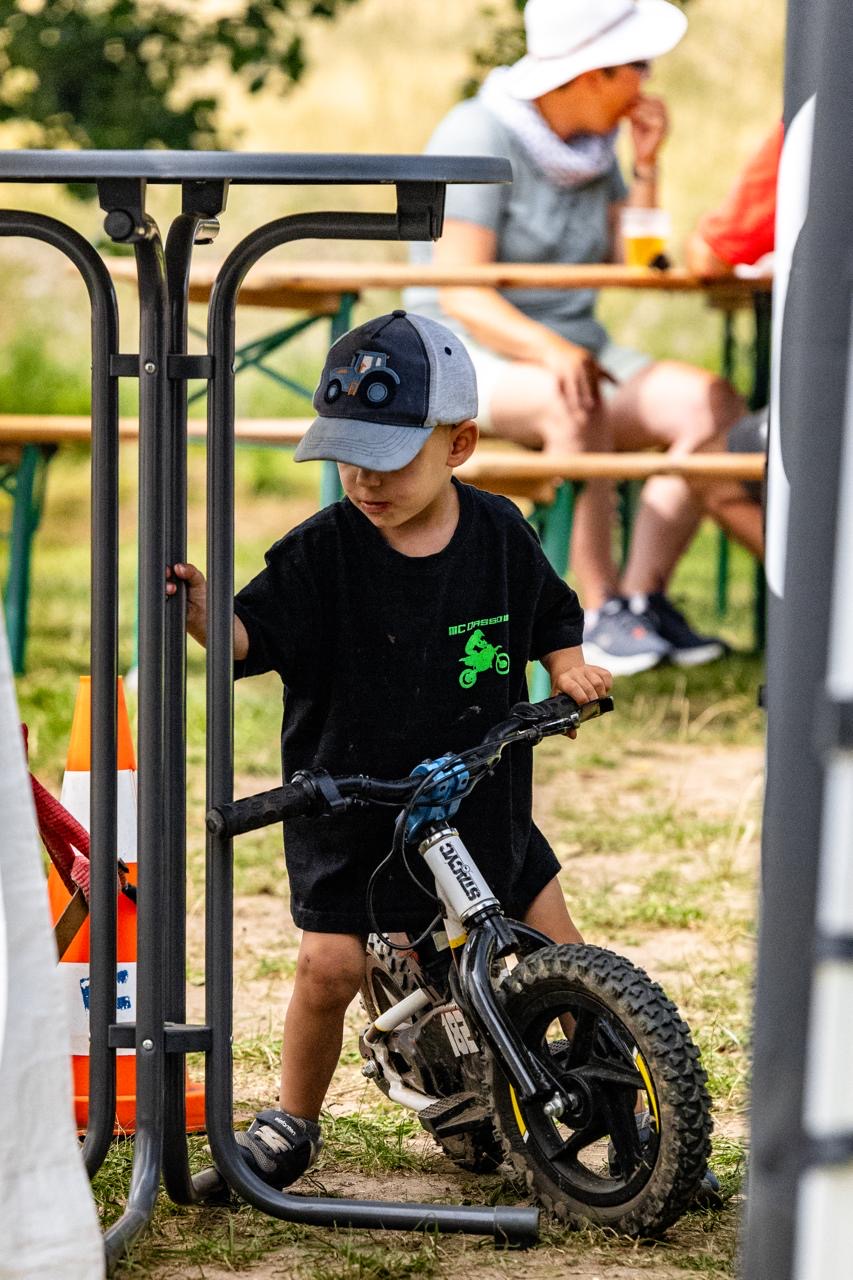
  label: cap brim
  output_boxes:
[506,0,687,99]
[294,415,434,472]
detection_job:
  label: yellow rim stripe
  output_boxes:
[509,1085,529,1141]
[635,1050,660,1129]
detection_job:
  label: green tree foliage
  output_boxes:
[0,0,359,151]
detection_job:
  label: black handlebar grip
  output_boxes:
[206,780,315,838]
[537,692,614,722]
[577,694,614,722]
[533,692,580,720]
[511,692,614,727]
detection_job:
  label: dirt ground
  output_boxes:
[173,740,762,1280]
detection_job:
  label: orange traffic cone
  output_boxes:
[47,676,205,1133]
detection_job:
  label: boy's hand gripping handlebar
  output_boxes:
[206,694,614,840]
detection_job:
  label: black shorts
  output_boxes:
[285,809,561,935]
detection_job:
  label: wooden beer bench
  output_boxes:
[0,415,311,673]
[2,261,771,672]
[1,403,765,671]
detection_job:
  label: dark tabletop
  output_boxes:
[0,151,512,186]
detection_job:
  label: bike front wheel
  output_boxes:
[487,943,712,1236]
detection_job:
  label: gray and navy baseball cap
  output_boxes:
[294,310,478,472]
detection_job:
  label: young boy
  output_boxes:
[169,309,612,1189]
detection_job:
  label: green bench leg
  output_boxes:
[753,559,767,652]
[538,481,574,578]
[320,293,357,509]
[716,529,730,617]
[320,459,344,509]
[618,480,640,570]
[530,482,576,702]
[3,444,50,675]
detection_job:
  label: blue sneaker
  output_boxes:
[631,593,726,668]
[583,597,671,676]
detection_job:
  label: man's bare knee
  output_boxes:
[656,366,745,453]
[491,369,595,452]
[538,403,596,452]
[704,376,746,444]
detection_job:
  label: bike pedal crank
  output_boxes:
[418,1092,492,1140]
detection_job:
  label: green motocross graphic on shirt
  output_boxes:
[231,480,584,933]
[452,619,511,689]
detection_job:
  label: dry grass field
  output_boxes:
[15,445,765,1279]
[2,1,782,1274]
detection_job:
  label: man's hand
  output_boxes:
[628,95,668,169]
[166,561,208,647]
[540,337,616,418]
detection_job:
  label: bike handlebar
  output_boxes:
[206,778,317,837]
[207,693,613,840]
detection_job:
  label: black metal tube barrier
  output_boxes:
[102,225,171,1266]
[159,211,198,1206]
[0,155,526,1270]
[0,212,121,1179]
[203,211,538,1245]
[161,180,228,1207]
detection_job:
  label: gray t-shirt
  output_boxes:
[406,98,627,355]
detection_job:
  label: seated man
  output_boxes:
[407,0,758,675]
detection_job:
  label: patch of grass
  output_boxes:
[575,869,709,931]
[696,1021,751,1113]
[233,831,289,897]
[92,1129,444,1278]
[254,953,298,980]
[293,1232,442,1280]
[232,1030,283,1075]
[320,1109,439,1176]
[709,1136,748,1200]
[652,1210,741,1278]
[553,804,735,858]
[531,1214,741,1277]
[0,328,91,415]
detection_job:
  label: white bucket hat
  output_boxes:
[504,0,688,100]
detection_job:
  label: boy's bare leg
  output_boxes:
[523,877,581,1040]
[522,876,583,944]
[279,930,366,1121]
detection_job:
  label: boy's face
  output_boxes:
[337,421,477,536]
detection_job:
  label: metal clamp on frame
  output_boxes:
[98,177,152,244]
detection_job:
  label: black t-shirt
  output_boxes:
[233,480,584,933]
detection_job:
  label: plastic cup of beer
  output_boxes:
[621,207,671,267]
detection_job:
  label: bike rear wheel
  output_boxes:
[487,943,712,1236]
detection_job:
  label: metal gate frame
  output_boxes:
[0,150,539,1272]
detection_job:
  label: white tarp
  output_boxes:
[0,615,104,1280]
